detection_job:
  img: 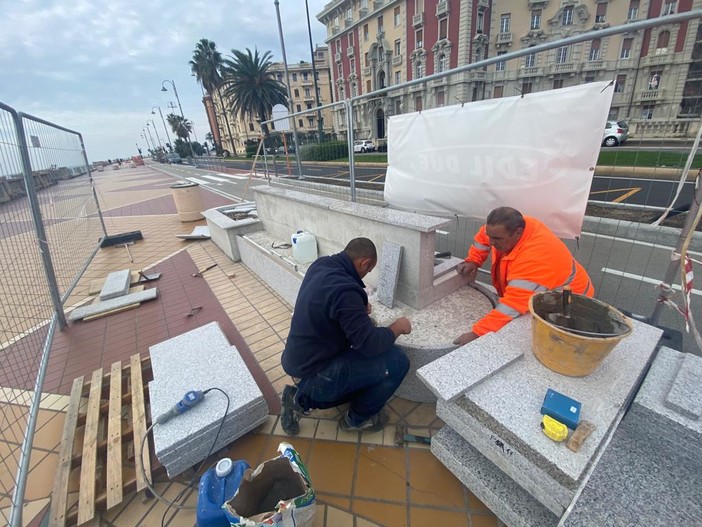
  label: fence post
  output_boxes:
[79,133,109,239]
[345,99,357,203]
[13,113,67,329]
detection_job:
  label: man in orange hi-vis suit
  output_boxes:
[454,207,594,346]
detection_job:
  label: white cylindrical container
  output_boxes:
[291,230,318,264]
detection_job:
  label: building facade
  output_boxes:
[317,0,702,141]
[212,45,335,155]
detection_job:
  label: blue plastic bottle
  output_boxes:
[196,458,250,527]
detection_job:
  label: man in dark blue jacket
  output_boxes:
[281,237,412,435]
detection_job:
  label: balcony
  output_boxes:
[528,0,548,6]
[551,62,577,74]
[347,46,355,57]
[470,70,487,81]
[477,0,490,8]
[642,53,675,67]
[363,66,371,76]
[335,51,342,63]
[332,25,340,35]
[413,12,424,27]
[436,0,448,17]
[496,32,512,45]
[345,17,353,28]
[582,59,606,72]
[393,54,403,65]
[373,0,384,9]
[359,7,368,17]
[518,66,541,77]
[637,88,666,102]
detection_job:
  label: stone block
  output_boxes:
[99,269,131,300]
[68,288,158,321]
[377,242,403,308]
[664,352,702,420]
[432,426,559,527]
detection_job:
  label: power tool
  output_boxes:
[156,390,205,424]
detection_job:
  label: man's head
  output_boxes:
[485,207,526,254]
[344,238,377,278]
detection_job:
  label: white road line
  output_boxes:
[593,176,694,185]
[215,172,249,180]
[581,232,702,258]
[202,175,228,183]
[601,267,701,296]
[186,177,209,185]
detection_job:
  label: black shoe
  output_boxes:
[281,385,304,436]
[338,409,389,433]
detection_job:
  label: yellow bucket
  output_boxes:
[528,292,633,377]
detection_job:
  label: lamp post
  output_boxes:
[141,130,152,152]
[144,125,156,153]
[147,120,163,151]
[152,106,172,151]
[161,79,196,159]
[305,0,324,142]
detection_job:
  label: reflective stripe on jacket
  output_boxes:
[466,216,594,336]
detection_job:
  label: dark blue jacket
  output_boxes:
[282,251,396,378]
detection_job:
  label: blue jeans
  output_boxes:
[296,345,409,425]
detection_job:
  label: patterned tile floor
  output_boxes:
[1,165,501,527]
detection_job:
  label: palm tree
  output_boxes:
[221,48,288,138]
[167,113,193,140]
[190,38,235,155]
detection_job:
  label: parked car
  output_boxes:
[602,120,629,147]
[353,140,376,153]
[166,153,183,164]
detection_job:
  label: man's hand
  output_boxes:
[389,317,412,338]
[456,261,479,282]
[453,331,479,346]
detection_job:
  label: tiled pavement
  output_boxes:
[1,164,501,527]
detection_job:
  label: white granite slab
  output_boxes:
[175,225,211,239]
[664,352,702,420]
[69,288,158,321]
[99,269,131,300]
[377,242,403,308]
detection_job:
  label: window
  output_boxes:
[336,39,341,53]
[477,10,484,32]
[493,85,504,98]
[394,99,402,114]
[249,123,255,131]
[530,10,541,30]
[349,32,354,46]
[474,48,483,62]
[307,116,314,127]
[365,52,369,67]
[557,46,568,63]
[620,38,633,59]
[641,105,654,119]
[416,29,424,49]
[521,82,532,95]
[663,0,676,15]
[277,73,283,81]
[649,71,661,90]
[500,14,511,33]
[334,16,339,27]
[439,17,448,39]
[416,61,425,78]
[337,64,342,77]
[525,53,536,68]
[361,0,368,8]
[657,31,670,50]
[553,78,564,89]
[394,6,401,26]
[628,0,639,20]
[305,87,311,97]
[496,51,506,71]
[317,51,324,59]
[346,7,352,20]
[303,72,309,81]
[595,3,607,23]
[294,88,300,97]
[395,71,401,84]
[378,70,386,89]
[437,90,445,106]
[350,57,355,71]
[589,39,601,61]
[366,80,371,92]
[292,73,297,82]
[298,119,304,127]
[306,103,312,110]
[438,54,448,72]
[394,39,401,55]
[615,74,626,93]
[378,15,384,33]
[296,104,302,112]
[415,0,424,12]
[585,75,595,83]
[562,6,573,26]
[415,95,423,112]
[351,82,357,97]
[363,24,369,41]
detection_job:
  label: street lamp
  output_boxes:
[161,79,196,159]
[152,106,172,150]
[144,125,156,153]
[141,131,152,152]
[147,120,163,151]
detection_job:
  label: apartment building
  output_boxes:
[317,0,702,140]
[212,45,335,155]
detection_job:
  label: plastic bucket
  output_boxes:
[528,291,633,377]
[291,231,318,264]
[196,458,249,527]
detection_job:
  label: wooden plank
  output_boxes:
[77,368,103,525]
[130,354,151,492]
[106,361,123,509]
[49,376,84,527]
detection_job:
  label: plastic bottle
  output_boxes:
[291,230,318,264]
[196,458,249,527]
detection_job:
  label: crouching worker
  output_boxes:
[454,207,594,346]
[281,237,412,435]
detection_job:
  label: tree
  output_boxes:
[167,113,193,140]
[205,132,214,143]
[221,48,288,138]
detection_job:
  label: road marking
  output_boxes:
[215,172,249,180]
[594,175,694,185]
[581,232,702,258]
[368,173,386,182]
[202,175,228,183]
[601,267,701,296]
[589,187,642,203]
[186,177,208,185]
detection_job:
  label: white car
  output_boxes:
[602,120,629,147]
[353,140,376,153]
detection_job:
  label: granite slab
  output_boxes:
[416,315,528,402]
[99,269,131,300]
[432,426,559,527]
[68,288,158,321]
[438,317,662,488]
[376,241,403,308]
[664,352,702,420]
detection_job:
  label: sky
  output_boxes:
[0,0,330,162]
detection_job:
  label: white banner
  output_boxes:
[384,81,615,239]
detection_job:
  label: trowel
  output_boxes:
[547,288,575,330]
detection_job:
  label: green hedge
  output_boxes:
[299,141,348,161]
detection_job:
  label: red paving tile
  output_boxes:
[102,188,234,217]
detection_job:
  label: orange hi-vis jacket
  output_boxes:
[467,216,594,336]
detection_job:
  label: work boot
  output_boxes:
[338,409,389,433]
[281,385,305,436]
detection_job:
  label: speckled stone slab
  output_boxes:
[432,426,559,527]
[377,242,403,308]
[68,288,158,321]
[417,315,528,402]
[434,317,661,488]
[99,269,131,300]
[664,352,702,420]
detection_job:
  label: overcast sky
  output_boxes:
[0,0,329,162]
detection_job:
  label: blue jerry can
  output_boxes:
[196,458,250,527]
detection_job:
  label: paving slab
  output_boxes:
[377,241,403,308]
[68,288,158,321]
[664,351,702,420]
[99,269,131,300]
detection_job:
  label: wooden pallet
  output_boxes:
[50,354,162,526]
